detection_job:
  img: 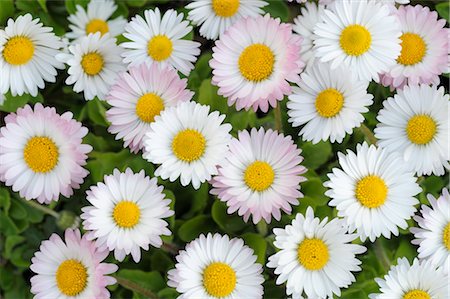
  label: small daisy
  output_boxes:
[30,229,118,299]
[313,0,402,82]
[410,188,450,274]
[121,8,201,76]
[143,101,232,190]
[81,168,174,262]
[211,127,307,224]
[375,84,449,176]
[324,142,422,242]
[106,63,193,153]
[267,207,366,299]
[292,2,325,69]
[0,104,92,204]
[168,233,264,298]
[369,257,449,299]
[287,61,373,144]
[57,32,126,101]
[210,14,304,112]
[380,5,449,90]
[186,0,268,40]
[0,14,64,97]
[66,0,127,40]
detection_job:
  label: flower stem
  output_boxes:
[274,104,283,133]
[21,198,60,218]
[114,276,159,299]
[374,239,391,271]
[359,124,377,145]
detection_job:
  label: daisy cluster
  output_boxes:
[0,0,449,298]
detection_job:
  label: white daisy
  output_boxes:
[287,61,373,144]
[410,188,450,274]
[369,257,449,299]
[143,101,232,190]
[66,0,127,40]
[324,142,422,242]
[186,0,268,40]
[313,0,402,82]
[121,8,201,76]
[81,168,174,263]
[57,32,126,101]
[375,84,449,176]
[0,13,64,97]
[292,2,325,69]
[267,207,366,299]
[168,233,264,299]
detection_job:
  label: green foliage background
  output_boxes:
[0,1,448,298]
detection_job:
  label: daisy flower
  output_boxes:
[324,142,422,242]
[168,233,264,298]
[0,104,92,204]
[143,101,232,190]
[210,127,307,224]
[410,188,450,274]
[30,229,117,299]
[57,32,126,101]
[375,84,449,176]
[369,257,449,299]
[106,63,193,153]
[186,0,268,40]
[81,168,174,262]
[287,61,373,144]
[66,0,127,40]
[292,2,325,69]
[0,14,64,97]
[380,5,449,90]
[267,207,366,299]
[210,14,304,112]
[313,0,402,82]
[121,8,201,76]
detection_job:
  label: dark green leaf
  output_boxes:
[177,215,217,242]
[436,2,449,22]
[117,269,166,293]
[300,141,332,169]
[211,200,247,233]
[241,233,267,264]
[4,235,26,259]
[264,0,289,22]
[0,188,11,214]
[0,0,15,26]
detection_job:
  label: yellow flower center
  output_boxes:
[443,222,450,250]
[355,175,388,208]
[403,290,431,299]
[85,18,109,35]
[340,24,372,56]
[135,93,165,123]
[212,0,240,17]
[315,88,344,118]
[406,114,436,145]
[3,36,35,65]
[202,262,236,298]
[147,35,173,61]
[297,238,329,270]
[56,259,88,297]
[23,137,59,173]
[113,201,141,228]
[397,33,427,66]
[244,161,275,192]
[81,52,104,76]
[172,129,206,162]
[238,44,274,82]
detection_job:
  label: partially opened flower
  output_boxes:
[106,63,193,153]
[168,233,264,298]
[30,229,118,299]
[0,13,64,97]
[66,0,127,40]
[267,207,366,298]
[210,14,304,112]
[81,168,174,262]
[211,127,307,223]
[0,104,92,204]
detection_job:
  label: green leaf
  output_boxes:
[436,2,449,22]
[150,251,174,273]
[37,0,48,12]
[197,79,229,114]
[211,200,247,233]
[264,0,289,22]
[117,269,165,294]
[182,183,209,219]
[0,0,15,26]
[0,188,11,214]
[4,235,26,259]
[194,52,213,81]
[86,98,109,127]
[300,173,328,207]
[300,141,332,169]
[0,266,15,291]
[65,0,89,14]
[241,233,267,265]
[0,93,44,113]
[126,0,148,7]
[157,288,179,299]
[421,176,444,196]
[0,212,19,236]
[9,200,28,220]
[178,215,217,242]
[10,244,31,268]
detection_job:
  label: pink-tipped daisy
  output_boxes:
[0,104,92,204]
[210,14,304,112]
[30,229,118,299]
[106,63,193,153]
[211,127,307,224]
[380,5,449,90]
